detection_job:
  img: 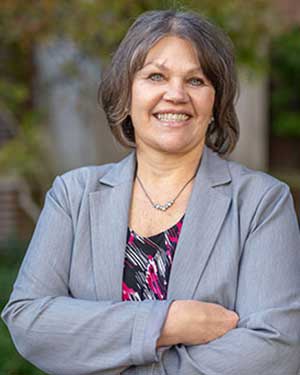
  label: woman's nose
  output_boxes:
[163,80,189,103]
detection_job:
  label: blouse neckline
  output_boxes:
[128,214,185,241]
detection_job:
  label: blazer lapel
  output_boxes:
[167,147,232,300]
[89,152,136,301]
[89,147,232,301]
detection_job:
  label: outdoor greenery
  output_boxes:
[270,26,300,137]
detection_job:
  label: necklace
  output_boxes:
[136,173,196,211]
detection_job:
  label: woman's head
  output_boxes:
[99,10,239,156]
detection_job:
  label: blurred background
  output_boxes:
[0,0,299,373]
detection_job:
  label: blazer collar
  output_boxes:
[91,146,232,301]
[98,146,231,190]
[98,151,136,187]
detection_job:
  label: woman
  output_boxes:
[2,10,300,375]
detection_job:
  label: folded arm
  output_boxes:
[129,183,300,375]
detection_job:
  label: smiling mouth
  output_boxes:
[153,113,191,123]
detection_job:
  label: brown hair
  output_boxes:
[99,9,239,155]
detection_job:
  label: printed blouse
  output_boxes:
[122,215,184,301]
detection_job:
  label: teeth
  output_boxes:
[156,113,190,122]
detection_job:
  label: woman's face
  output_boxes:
[130,36,215,156]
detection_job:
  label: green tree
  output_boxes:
[271,26,300,137]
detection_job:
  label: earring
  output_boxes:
[209,116,214,125]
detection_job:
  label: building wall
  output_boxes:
[273,0,300,24]
[231,71,269,170]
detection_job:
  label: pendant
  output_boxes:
[153,200,174,211]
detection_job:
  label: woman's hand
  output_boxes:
[156,300,239,347]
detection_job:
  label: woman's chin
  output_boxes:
[151,138,202,155]
[135,129,205,155]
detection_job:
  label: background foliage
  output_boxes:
[270,26,300,137]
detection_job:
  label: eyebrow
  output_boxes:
[141,61,203,74]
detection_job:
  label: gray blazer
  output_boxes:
[2,147,300,375]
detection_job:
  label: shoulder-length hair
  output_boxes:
[99,10,239,156]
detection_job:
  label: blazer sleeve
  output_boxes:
[133,182,300,375]
[1,176,173,375]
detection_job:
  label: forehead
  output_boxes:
[143,36,201,69]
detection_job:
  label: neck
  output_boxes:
[135,144,205,186]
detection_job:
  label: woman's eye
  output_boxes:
[189,77,204,86]
[148,73,164,81]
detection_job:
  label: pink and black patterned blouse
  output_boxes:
[122,215,184,301]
